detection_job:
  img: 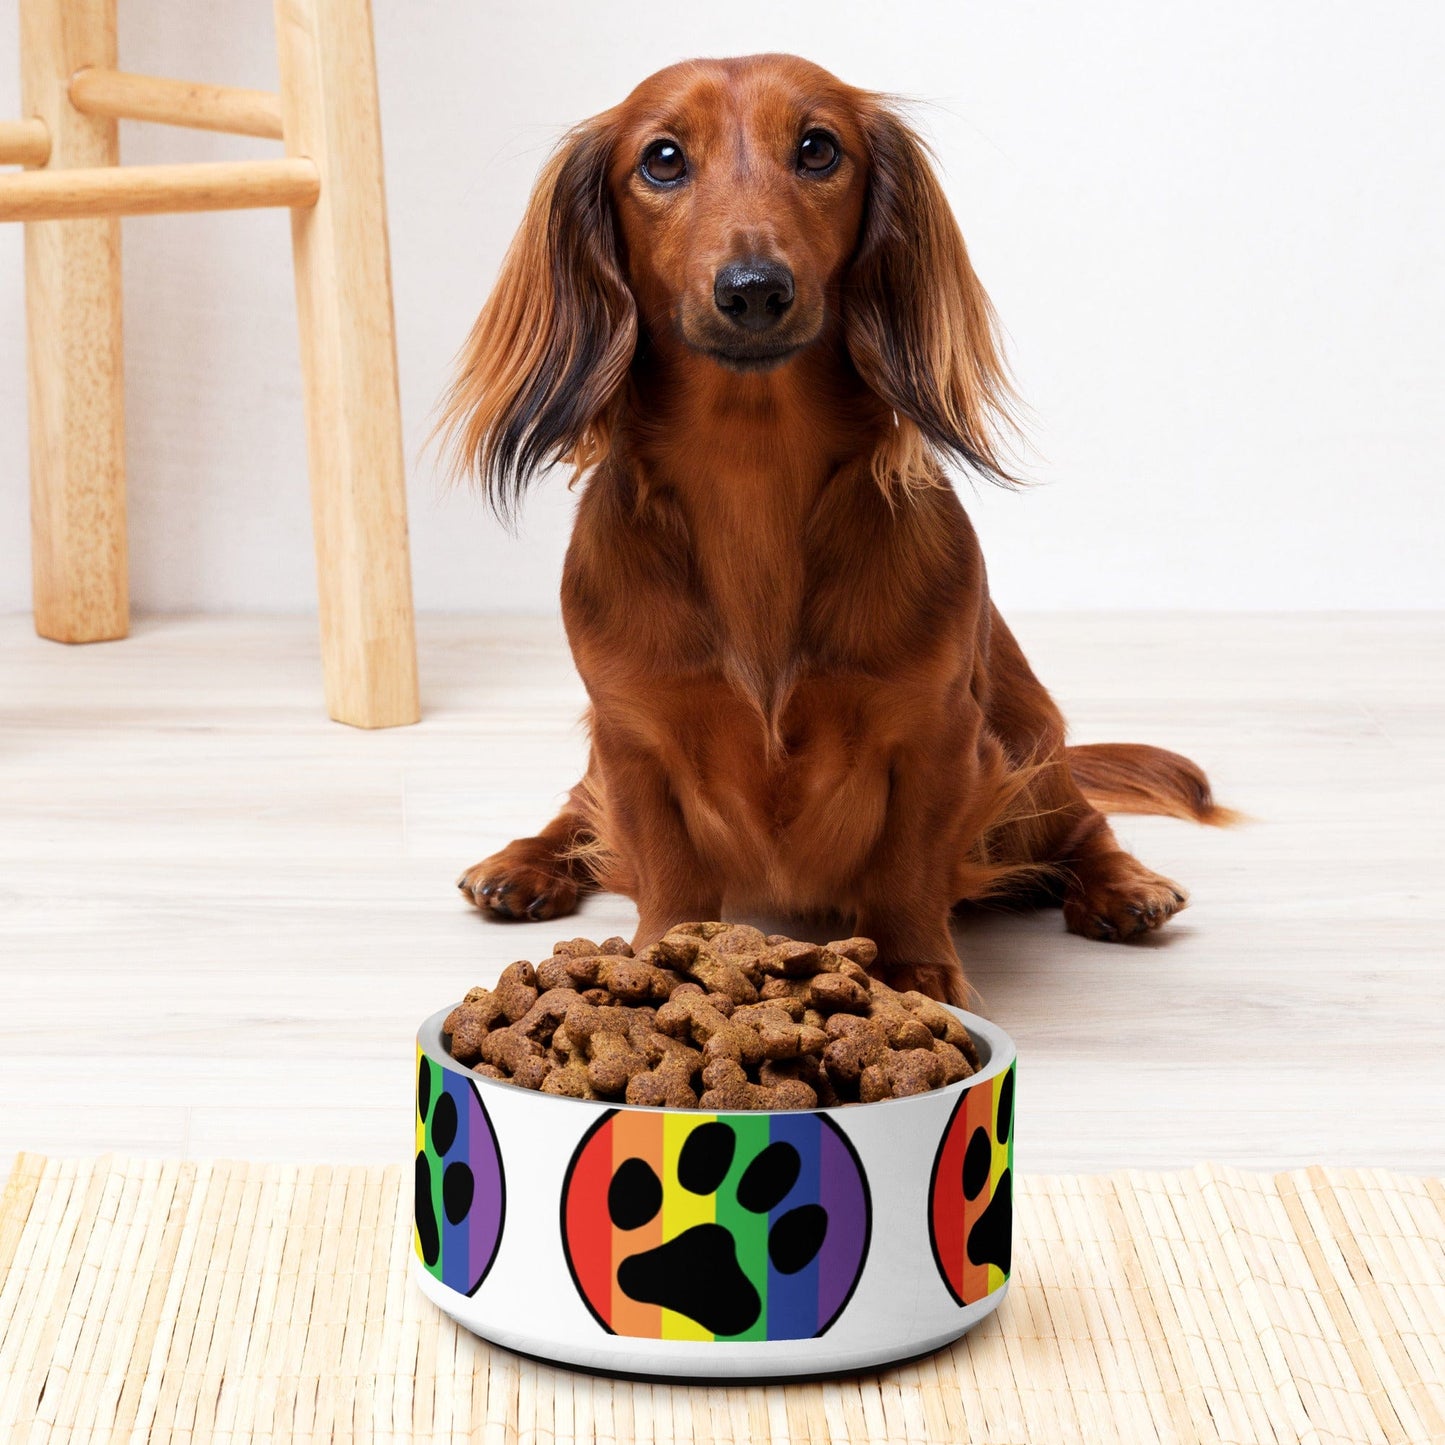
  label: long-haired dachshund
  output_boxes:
[444,54,1232,1004]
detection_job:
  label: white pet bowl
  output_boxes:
[412,1004,1015,1380]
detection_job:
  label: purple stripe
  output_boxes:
[817,1124,867,1326]
[466,1090,503,1282]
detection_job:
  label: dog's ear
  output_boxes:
[440,116,636,521]
[846,103,1017,491]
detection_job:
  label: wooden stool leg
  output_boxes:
[273,0,420,728]
[21,0,127,644]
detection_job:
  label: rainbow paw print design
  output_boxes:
[414,1053,506,1296]
[928,1061,1014,1305]
[562,1111,870,1340]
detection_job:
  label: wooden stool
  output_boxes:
[0,0,420,729]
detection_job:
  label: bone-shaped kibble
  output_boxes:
[898,990,978,1058]
[445,926,973,1109]
[512,987,584,1043]
[807,973,870,1014]
[756,940,836,977]
[540,1060,596,1099]
[442,995,504,1062]
[932,1038,975,1084]
[760,1054,838,1108]
[647,934,759,1003]
[700,1057,817,1110]
[493,960,540,1022]
[825,937,879,967]
[860,1046,945,1101]
[724,1003,828,1061]
[564,999,650,1098]
[564,954,677,1003]
[625,1045,700,1107]
[862,978,938,1051]
[478,1026,552,1090]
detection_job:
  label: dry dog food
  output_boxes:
[442,923,979,1110]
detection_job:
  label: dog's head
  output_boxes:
[442,54,1015,518]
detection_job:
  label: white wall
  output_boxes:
[2,1,1441,613]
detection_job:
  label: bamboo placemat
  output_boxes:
[1,1156,1442,1444]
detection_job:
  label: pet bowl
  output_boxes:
[412,1003,1015,1380]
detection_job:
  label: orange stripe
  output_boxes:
[608,1112,664,1337]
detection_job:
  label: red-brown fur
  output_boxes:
[443,55,1233,1004]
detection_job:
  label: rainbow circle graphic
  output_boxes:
[414,1052,506,1296]
[928,1061,1014,1306]
[561,1110,871,1341]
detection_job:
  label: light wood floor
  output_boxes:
[2,613,1441,1174]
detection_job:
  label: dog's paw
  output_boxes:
[1063,852,1187,942]
[457,845,579,922]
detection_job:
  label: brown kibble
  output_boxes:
[565,953,675,1003]
[759,975,809,1003]
[551,938,601,958]
[479,1025,541,1072]
[826,937,879,967]
[710,923,768,955]
[761,1054,838,1108]
[444,925,975,1109]
[757,940,833,977]
[564,999,650,1098]
[664,921,732,941]
[656,992,738,1048]
[443,996,504,1062]
[822,1015,890,1082]
[899,990,976,1052]
[626,1046,700,1108]
[494,960,539,1022]
[932,1038,975,1085]
[699,1058,816,1111]
[650,934,759,1003]
[535,954,574,991]
[513,987,583,1042]
[541,1060,597,1098]
[807,973,870,1014]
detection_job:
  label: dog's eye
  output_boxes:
[640,140,686,185]
[797,130,840,175]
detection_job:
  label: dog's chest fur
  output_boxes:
[564,458,984,900]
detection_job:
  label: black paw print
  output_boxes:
[609,1122,828,1337]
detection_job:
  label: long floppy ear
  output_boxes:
[846,102,1018,492]
[439,116,637,521]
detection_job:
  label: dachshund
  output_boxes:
[442,54,1233,1004]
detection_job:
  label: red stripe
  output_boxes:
[566,1117,616,1326]
[933,1100,968,1301]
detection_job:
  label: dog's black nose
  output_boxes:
[713,259,794,331]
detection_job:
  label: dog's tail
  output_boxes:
[1065,743,1241,826]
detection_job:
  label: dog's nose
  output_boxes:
[713,259,794,331]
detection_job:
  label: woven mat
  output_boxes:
[1,1157,1443,1445]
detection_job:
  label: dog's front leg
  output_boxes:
[850,751,970,1006]
[596,726,722,951]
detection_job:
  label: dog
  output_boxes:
[443,54,1232,1004]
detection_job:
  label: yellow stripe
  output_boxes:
[413,1052,427,1263]
[660,1114,716,1340]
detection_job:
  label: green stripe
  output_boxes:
[715,1114,772,1340]
[423,1060,446,1281]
